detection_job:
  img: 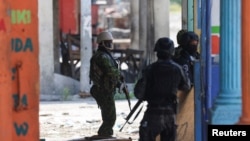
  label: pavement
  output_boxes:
[39,96,144,141]
[40,88,194,141]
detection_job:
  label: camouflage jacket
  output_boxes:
[89,47,120,90]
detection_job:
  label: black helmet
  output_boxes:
[180,31,199,54]
[180,31,199,46]
[177,29,188,45]
[154,37,175,56]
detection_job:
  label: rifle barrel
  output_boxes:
[119,100,143,132]
[119,120,128,132]
[123,86,131,111]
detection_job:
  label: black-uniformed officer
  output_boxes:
[173,31,200,85]
[138,37,191,141]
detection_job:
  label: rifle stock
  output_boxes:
[119,99,143,132]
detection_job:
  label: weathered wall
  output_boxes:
[153,0,170,41]
[39,0,56,96]
[0,0,40,140]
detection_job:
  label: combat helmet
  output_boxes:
[177,29,188,45]
[180,31,199,46]
[97,31,113,44]
[154,37,175,56]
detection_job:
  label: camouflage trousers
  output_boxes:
[90,85,116,136]
[139,108,177,141]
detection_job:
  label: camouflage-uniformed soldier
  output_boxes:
[89,31,120,137]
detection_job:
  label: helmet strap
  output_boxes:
[101,41,114,50]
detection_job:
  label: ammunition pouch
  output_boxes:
[90,60,103,85]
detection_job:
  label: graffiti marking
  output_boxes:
[12,94,28,109]
[11,10,31,24]
[11,38,33,52]
[14,122,29,136]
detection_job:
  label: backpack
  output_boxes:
[89,54,103,85]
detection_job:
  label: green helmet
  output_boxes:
[97,31,113,44]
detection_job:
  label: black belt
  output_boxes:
[146,107,174,115]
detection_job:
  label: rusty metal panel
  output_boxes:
[59,0,78,34]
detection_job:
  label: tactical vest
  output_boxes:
[89,50,120,87]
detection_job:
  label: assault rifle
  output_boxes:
[119,99,144,132]
[120,76,132,111]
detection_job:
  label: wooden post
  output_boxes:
[238,0,250,125]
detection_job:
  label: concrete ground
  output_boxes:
[39,89,194,141]
[39,97,144,141]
